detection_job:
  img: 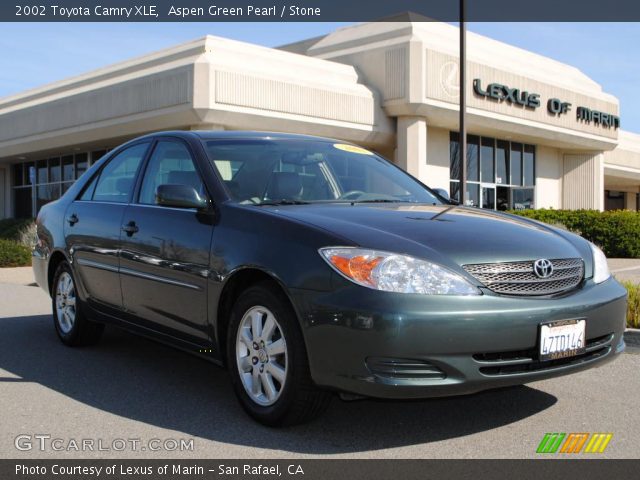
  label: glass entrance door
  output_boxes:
[481,186,495,210]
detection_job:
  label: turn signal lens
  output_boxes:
[328,254,382,287]
[319,247,480,295]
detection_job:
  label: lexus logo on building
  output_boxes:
[440,61,460,98]
[533,259,554,278]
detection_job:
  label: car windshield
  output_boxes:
[203,139,443,206]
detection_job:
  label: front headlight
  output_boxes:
[590,242,610,284]
[319,247,480,295]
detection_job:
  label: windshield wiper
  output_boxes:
[257,199,311,206]
[349,199,415,204]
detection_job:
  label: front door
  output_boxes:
[119,140,213,343]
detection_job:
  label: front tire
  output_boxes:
[52,261,104,346]
[226,282,331,426]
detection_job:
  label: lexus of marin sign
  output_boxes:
[473,78,620,129]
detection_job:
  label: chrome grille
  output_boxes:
[463,258,584,296]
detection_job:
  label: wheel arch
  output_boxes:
[215,267,300,367]
[47,249,70,295]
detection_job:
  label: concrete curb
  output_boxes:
[624,329,640,350]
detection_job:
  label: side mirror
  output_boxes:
[434,188,450,201]
[156,184,208,210]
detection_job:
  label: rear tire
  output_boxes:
[226,282,331,426]
[52,261,104,346]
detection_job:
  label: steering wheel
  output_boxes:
[339,190,367,201]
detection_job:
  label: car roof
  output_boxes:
[137,130,346,144]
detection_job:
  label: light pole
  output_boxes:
[459,0,467,205]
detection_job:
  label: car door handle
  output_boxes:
[67,214,79,226]
[122,221,139,236]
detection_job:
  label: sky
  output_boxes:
[0,22,638,132]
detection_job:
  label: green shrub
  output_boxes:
[622,281,640,329]
[0,239,31,268]
[0,218,35,242]
[509,209,640,258]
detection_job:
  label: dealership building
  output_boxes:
[1,20,639,219]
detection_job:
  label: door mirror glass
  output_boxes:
[156,184,207,209]
[434,188,450,201]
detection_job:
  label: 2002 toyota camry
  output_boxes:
[33,131,627,426]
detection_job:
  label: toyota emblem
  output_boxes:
[533,259,554,278]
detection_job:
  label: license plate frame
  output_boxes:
[539,318,586,361]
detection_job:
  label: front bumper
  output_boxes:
[291,277,627,399]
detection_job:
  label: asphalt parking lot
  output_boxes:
[1,277,638,459]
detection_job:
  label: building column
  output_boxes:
[624,191,638,211]
[395,116,427,181]
[0,167,6,219]
[562,152,604,211]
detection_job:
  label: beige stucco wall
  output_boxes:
[563,153,605,210]
[424,126,451,192]
[602,131,640,205]
[425,50,619,142]
[535,146,563,209]
[291,22,621,153]
[0,35,394,163]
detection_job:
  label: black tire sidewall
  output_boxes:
[226,284,305,425]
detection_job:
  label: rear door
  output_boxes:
[119,139,213,342]
[65,142,150,310]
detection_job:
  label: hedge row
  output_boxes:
[0,238,31,268]
[509,209,640,258]
[0,218,35,268]
[0,218,35,241]
[623,281,640,329]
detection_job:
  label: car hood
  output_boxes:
[265,203,586,269]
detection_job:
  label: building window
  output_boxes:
[36,160,47,184]
[11,149,111,218]
[496,140,508,185]
[14,186,32,219]
[480,137,495,183]
[62,155,74,181]
[604,190,625,211]
[449,132,535,210]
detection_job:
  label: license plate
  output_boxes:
[539,319,586,361]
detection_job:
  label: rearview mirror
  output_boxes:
[156,184,208,210]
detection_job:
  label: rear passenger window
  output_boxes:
[138,141,205,205]
[91,144,148,203]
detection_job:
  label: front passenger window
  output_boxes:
[91,144,148,203]
[138,141,205,205]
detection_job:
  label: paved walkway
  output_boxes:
[0,266,34,286]
[609,258,640,284]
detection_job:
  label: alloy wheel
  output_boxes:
[236,306,288,406]
[55,272,76,334]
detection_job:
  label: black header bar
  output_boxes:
[3,459,640,480]
[3,0,640,22]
